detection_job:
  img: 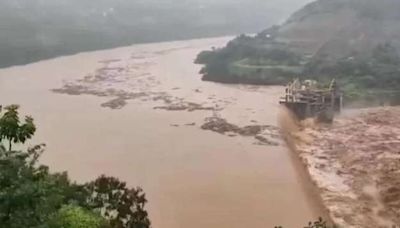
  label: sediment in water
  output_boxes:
[279,107,333,225]
[283,107,400,227]
[0,37,322,228]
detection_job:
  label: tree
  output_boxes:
[0,105,36,151]
[46,205,110,228]
[0,143,151,228]
[86,176,151,228]
[0,144,70,228]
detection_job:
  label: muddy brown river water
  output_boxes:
[0,37,322,227]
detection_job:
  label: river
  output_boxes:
[0,37,322,227]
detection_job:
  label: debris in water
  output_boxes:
[201,117,280,146]
[52,58,161,109]
[254,135,280,146]
[154,102,216,112]
[101,97,128,109]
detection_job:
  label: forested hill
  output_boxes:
[196,0,400,105]
[0,0,309,68]
[274,0,400,56]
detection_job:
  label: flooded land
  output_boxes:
[0,37,323,227]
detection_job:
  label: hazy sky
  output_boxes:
[0,0,317,67]
[260,0,314,21]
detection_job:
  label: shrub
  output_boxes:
[47,205,109,228]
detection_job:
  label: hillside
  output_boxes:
[0,0,309,68]
[196,0,400,105]
[277,0,400,55]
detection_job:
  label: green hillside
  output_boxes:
[197,0,400,106]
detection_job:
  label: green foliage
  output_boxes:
[196,34,302,85]
[0,144,71,228]
[305,42,400,104]
[86,176,150,228]
[196,34,400,105]
[195,50,215,65]
[0,105,150,228]
[47,205,109,228]
[0,143,150,228]
[0,105,36,151]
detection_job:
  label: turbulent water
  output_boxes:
[0,37,322,227]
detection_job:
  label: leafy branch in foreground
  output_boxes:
[46,205,109,228]
[86,176,150,228]
[0,105,36,151]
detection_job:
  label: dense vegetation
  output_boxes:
[0,105,150,228]
[0,0,310,68]
[196,0,400,106]
[195,34,303,85]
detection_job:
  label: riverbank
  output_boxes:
[289,107,400,227]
